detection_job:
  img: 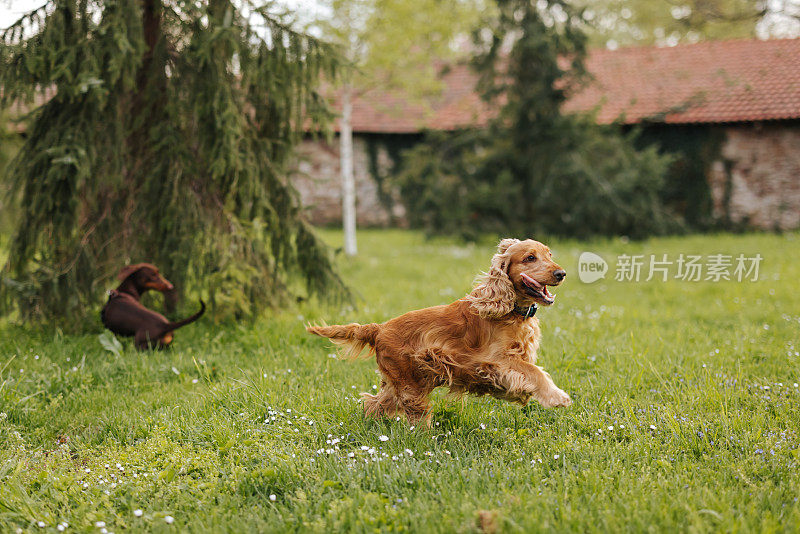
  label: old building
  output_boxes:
[294,37,800,230]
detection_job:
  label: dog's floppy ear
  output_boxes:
[117,263,146,281]
[497,238,520,255]
[466,239,518,318]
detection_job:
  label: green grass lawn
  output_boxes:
[1,230,799,532]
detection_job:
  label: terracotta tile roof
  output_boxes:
[345,37,800,132]
[565,37,800,124]
[345,66,490,133]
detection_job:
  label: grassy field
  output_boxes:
[1,229,799,532]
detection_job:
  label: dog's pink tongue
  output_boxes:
[521,272,542,289]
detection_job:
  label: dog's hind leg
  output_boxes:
[366,347,435,426]
[396,384,433,427]
[361,379,401,418]
[361,378,432,426]
[157,332,174,350]
[134,330,151,351]
[134,330,164,351]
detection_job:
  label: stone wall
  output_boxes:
[709,121,800,230]
[292,135,407,227]
[295,122,800,231]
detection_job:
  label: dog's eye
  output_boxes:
[524,255,537,263]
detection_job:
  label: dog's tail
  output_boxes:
[306,322,381,360]
[162,300,206,335]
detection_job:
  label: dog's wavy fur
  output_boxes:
[308,238,571,425]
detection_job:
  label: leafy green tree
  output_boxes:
[396,0,678,239]
[314,0,481,255]
[0,0,348,325]
[580,0,771,48]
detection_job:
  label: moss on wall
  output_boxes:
[355,126,731,233]
[364,133,421,224]
[635,123,727,229]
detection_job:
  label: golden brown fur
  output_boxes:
[307,238,571,425]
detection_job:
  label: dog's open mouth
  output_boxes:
[520,273,556,305]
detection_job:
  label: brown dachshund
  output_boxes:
[101,263,205,350]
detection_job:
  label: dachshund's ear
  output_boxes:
[466,247,516,319]
[117,263,145,281]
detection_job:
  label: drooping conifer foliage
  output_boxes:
[0,0,348,323]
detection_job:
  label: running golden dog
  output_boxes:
[308,238,571,425]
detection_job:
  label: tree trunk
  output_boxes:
[134,0,179,314]
[340,83,357,256]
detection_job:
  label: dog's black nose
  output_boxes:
[553,269,566,282]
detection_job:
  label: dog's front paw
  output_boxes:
[538,387,572,408]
